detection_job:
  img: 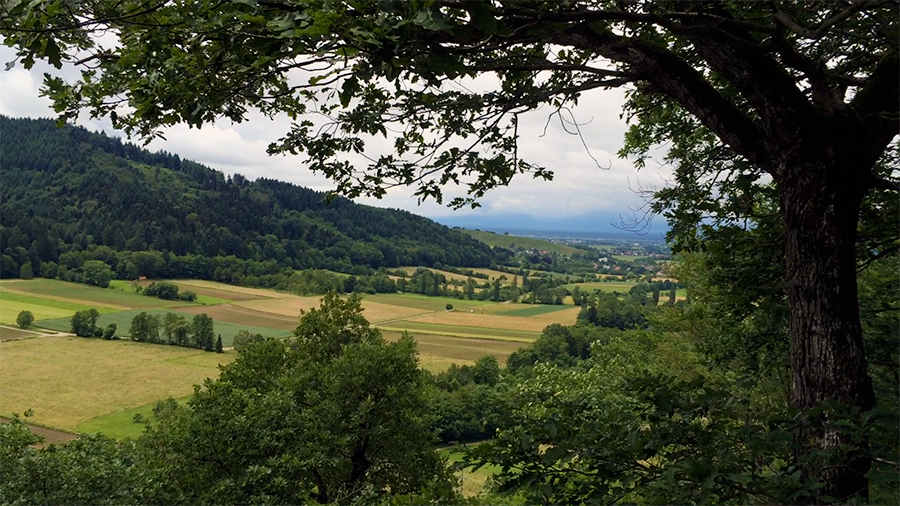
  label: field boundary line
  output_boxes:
[0,288,132,310]
[377,325,535,343]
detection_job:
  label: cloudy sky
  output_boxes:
[0,45,673,232]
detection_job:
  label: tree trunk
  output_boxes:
[779,153,877,502]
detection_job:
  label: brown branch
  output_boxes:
[867,175,900,191]
[774,2,875,40]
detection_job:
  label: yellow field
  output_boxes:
[397,266,473,284]
[233,295,335,316]
[0,299,78,325]
[467,268,519,283]
[358,300,436,323]
[527,307,581,326]
[173,279,294,299]
[234,295,434,324]
[408,311,554,333]
[0,336,231,431]
[417,355,476,373]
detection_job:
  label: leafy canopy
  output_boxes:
[3,1,895,208]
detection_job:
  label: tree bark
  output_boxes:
[779,147,877,502]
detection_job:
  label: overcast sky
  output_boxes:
[0,45,673,227]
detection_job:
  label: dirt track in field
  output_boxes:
[0,417,78,446]
[176,303,302,330]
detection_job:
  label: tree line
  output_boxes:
[0,116,495,282]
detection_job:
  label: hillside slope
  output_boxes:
[462,229,590,256]
[0,116,494,279]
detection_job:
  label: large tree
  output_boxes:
[2,1,897,500]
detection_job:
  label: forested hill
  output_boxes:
[0,116,494,280]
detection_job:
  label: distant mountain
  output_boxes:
[0,116,494,279]
[433,211,669,239]
[461,230,592,256]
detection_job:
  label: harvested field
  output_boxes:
[380,321,540,342]
[233,295,329,317]
[359,300,435,323]
[173,280,293,299]
[565,281,637,293]
[467,268,518,282]
[0,326,43,341]
[131,279,266,302]
[0,336,232,431]
[382,331,524,364]
[364,293,495,312]
[397,266,473,284]
[528,307,581,327]
[0,279,180,309]
[417,355,476,373]
[407,311,554,333]
[177,304,301,331]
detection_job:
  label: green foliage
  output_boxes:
[577,292,648,330]
[102,322,117,340]
[0,116,495,283]
[81,260,113,288]
[15,310,34,329]
[18,262,33,280]
[191,313,214,351]
[128,312,159,343]
[70,308,100,337]
[469,332,810,504]
[142,281,195,302]
[138,293,457,504]
[0,416,151,505]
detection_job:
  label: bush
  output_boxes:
[16,310,34,329]
[445,304,453,310]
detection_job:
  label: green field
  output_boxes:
[0,336,232,431]
[36,309,293,346]
[76,395,192,440]
[463,229,589,256]
[109,280,234,306]
[439,446,501,497]
[0,279,185,309]
[497,304,573,317]
[0,292,119,325]
[364,293,495,312]
[566,281,638,293]
[381,320,540,342]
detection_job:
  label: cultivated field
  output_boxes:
[0,279,183,309]
[364,293,492,311]
[382,331,525,364]
[0,325,44,341]
[36,308,293,346]
[565,281,638,293]
[462,229,590,256]
[174,279,295,299]
[407,310,560,333]
[0,278,585,438]
[381,320,540,342]
[0,336,232,431]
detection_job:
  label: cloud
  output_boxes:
[0,45,673,224]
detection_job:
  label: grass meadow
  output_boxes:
[36,308,293,346]
[0,336,232,431]
[0,279,186,309]
[1,278,586,440]
[380,320,540,342]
